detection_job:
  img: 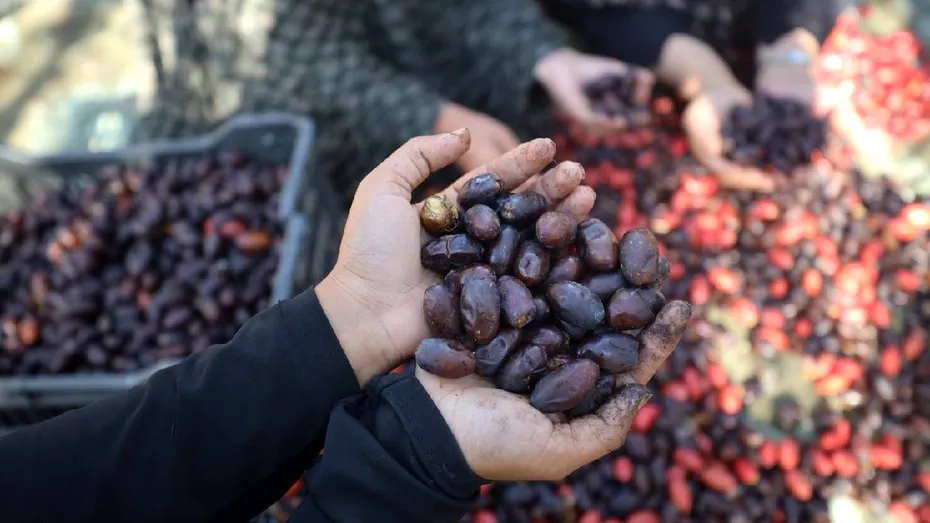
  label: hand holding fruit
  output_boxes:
[433,103,521,172]
[682,83,776,192]
[315,130,595,386]
[535,48,654,135]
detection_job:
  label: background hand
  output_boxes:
[316,130,596,386]
[535,48,654,135]
[682,84,775,192]
[434,103,521,172]
[417,301,692,481]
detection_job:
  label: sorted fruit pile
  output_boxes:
[416,174,673,415]
[584,73,651,125]
[0,152,285,375]
[722,96,829,173]
[818,10,930,142]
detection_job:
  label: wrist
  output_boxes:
[533,47,575,85]
[757,29,819,69]
[315,272,392,387]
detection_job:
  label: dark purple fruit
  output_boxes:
[607,287,664,330]
[415,338,476,378]
[445,263,496,295]
[421,234,484,273]
[459,173,503,209]
[530,359,600,413]
[423,283,461,337]
[536,212,577,249]
[464,204,501,241]
[474,328,522,377]
[523,325,569,357]
[546,281,605,333]
[618,228,661,286]
[577,332,640,373]
[577,218,618,272]
[486,225,520,275]
[547,256,584,284]
[569,375,616,416]
[496,344,548,393]
[498,192,547,227]
[460,277,501,344]
[581,272,626,301]
[498,276,536,328]
[514,241,551,287]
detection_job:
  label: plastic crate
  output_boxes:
[0,112,345,434]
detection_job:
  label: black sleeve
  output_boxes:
[549,5,691,68]
[754,0,845,44]
[0,288,361,523]
[289,368,484,523]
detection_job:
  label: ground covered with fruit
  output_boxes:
[257,11,930,523]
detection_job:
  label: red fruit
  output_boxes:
[473,510,497,523]
[871,445,903,470]
[779,439,801,471]
[696,433,713,454]
[767,248,794,271]
[480,483,493,496]
[880,346,903,377]
[668,478,693,513]
[801,269,823,297]
[756,327,790,352]
[895,269,921,293]
[869,301,892,329]
[750,199,780,221]
[901,202,930,230]
[888,502,918,523]
[707,362,729,389]
[605,519,623,523]
[689,275,711,305]
[681,367,707,401]
[708,267,741,295]
[759,441,778,469]
[670,262,686,281]
[804,352,837,381]
[784,470,813,501]
[760,308,786,329]
[627,510,661,523]
[917,505,930,523]
[730,297,759,328]
[632,403,662,433]
[769,278,789,299]
[733,458,760,485]
[889,217,919,242]
[285,479,304,498]
[832,451,859,478]
[812,449,834,476]
[718,385,744,415]
[816,375,852,396]
[794,318,813,339]
[674,447,704,472]
[833,358,863,382]
[699,463,738,494]
[578,510,602,523]
[916,471,930,493]
[903,328,926,361]
[613,456,634,482]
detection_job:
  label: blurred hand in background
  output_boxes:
[433,103,522,173]
[535,48,654,136]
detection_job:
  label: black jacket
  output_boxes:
[0,289,482,522]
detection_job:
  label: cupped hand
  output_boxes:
[418,301,692,481]
[433,103,521,172]
[535,48,654,135]
[315,130,596,386]
[682,84,775,192]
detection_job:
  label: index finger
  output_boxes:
[419,138,557,207]
[621,300,692,386]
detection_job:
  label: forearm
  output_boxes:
[0,289,360,522]
[656,34,742,101]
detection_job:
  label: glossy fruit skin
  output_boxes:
[460,277,501,344]
[474,328,522,377]
[547,281,606,333]
[577,218,619,272]
[459,173,504,209]
[530,359,600,413]
[415,338,476,378]
[423,283,461,337]
[496,344,548,393]
[498,276,536,328]
[577,332,640,373]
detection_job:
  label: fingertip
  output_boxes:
[598,384,653,426]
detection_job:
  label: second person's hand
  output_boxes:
[433,103,521,172]
[535,48,654,136]
[315,130,596,387]
[682,83,776,192]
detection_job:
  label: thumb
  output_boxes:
[365,129,471,200]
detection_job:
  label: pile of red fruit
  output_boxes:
[818,9,930,142]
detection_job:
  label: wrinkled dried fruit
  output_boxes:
[524,325,569,356]
[577,218,618,272]
[496,344,548,393]
[536,212,577,249]
[486,225,520,275]
[530,359,600,412]
[474,328,522,377]
[459,173,503,209]
[415,338,476,378]
[619,228,661,285]
[498,275,536,328]
[421,234,484,273]
[423,283,461,337]
[547,256,584,284]
[577,332,640,373]
[547,281,605,333]
[460,278,501,344]
[514,240,551,287]
[608,288,661,330]
[465,204,501,241]
[420,194,460,235]
[498,192,548,227]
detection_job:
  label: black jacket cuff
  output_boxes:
[292,368,483,522]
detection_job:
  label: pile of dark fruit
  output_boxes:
[722,95,829,174]
[0,152,286,375]
[415,173,671,416]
